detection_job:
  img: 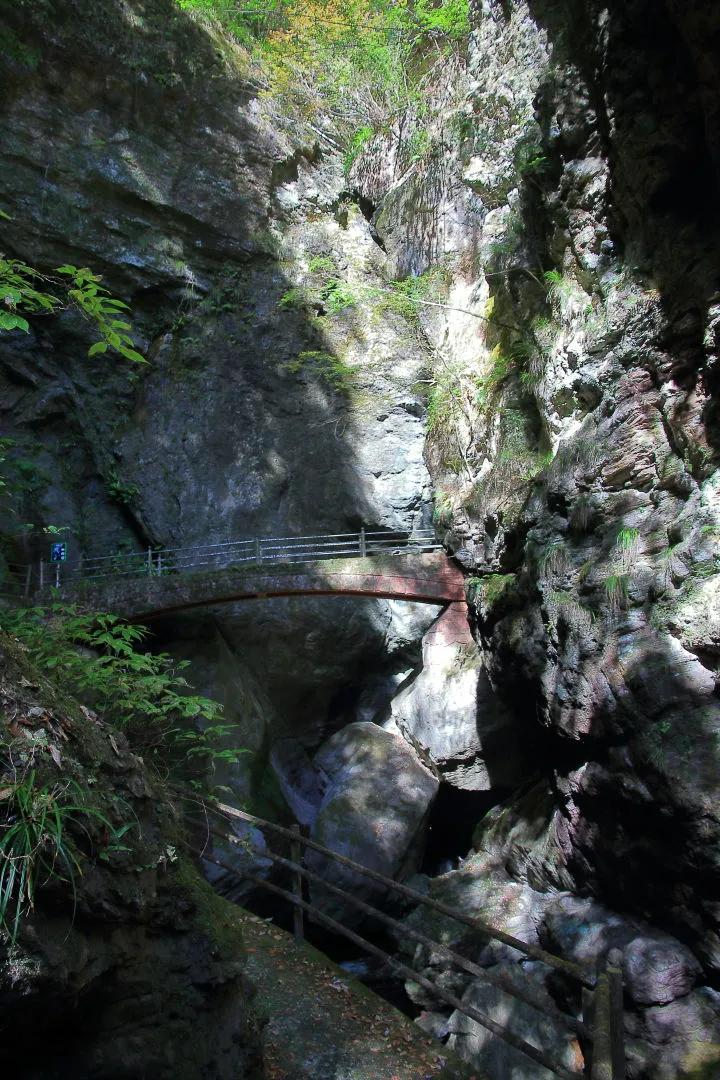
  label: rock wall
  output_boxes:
[350,0,720,1073]
[0,633,265,1080]
[0,0,442,798]
[2,0,720,1074]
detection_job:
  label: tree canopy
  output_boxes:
[177,0,471,128]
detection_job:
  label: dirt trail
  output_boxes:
[238,910,483,1080]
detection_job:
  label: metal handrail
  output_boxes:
[27,528,442,592]
[187,794,625,1079]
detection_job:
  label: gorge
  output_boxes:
[0,0,719,1077]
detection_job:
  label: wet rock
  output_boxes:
[626,987,720,1080]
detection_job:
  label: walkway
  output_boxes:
[238,908,480,1080]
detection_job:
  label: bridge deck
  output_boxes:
[65,552,467,621]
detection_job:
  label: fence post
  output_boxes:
[359,527,366,558]
[591,949,625,1080]
[147,547,153,576]
[39,561,44,591]
[156,551,162,576]
[290,824,304,946]
[24,565,31,597]
[607,948,625,1079]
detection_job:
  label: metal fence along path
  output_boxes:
[186,793,626,1080]
[5,528,443,595]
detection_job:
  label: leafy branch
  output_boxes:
[0,249,144,363]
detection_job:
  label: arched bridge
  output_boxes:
[34,530,472,646]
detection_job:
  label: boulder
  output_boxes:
[386,640,528,790]
[270,736,330,827]
[306,722,438,926]
[540,896,702,1006]
[626,986,720,1080]
[446,962,584,1080]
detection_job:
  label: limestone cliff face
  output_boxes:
[0,0,440,775]
[2,0,720,1073]
[348,0,720,1073]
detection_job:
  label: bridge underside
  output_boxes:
[68,552,468,623]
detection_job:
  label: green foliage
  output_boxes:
[377,264,453,324]
[307,255,336,275]
[514,136,551,182]
[0,256,58,333]
[285,349,355,392]
[425,377,466,461]
[0,771,124,941]
[0,439,50,506]
[545,590,593,635]
[105,468,140,507]
[614,527,640,572]
[0,605,239,775]
[0,254,144,363]
[406,127,433,164]
[280,256,358,316]
[323,281,357,313]
[0,25,40,68]
[175,1,470,137]
[464,410,550,522]
[176,0,288,44]
[538,539,569,578]
[432,490,455,526]
[472,573,515,608]
[344,124,375,174]
[604,573,630,611]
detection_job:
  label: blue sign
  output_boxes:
[50,542,67,562]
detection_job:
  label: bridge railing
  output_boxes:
[0,563,33,599]
[21,529,441,591]
[185,793,626,1080]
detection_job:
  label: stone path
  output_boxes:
[238,910,483,1080]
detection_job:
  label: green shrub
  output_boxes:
[285,350,355,392]
[0,605,241,776]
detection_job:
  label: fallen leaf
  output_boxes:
[49,745,62,769]
[0,787,14,801]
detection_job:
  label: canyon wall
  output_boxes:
[1,0,719,1075]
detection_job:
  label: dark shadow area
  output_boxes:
[422,783,507,874]
[527,0,720,455]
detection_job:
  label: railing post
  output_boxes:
[156,551,162,576]
[147,547,152,576]
[608,948,625,1079]
[591,949,625,1080]
[39,560,44,591]
[24,565,31,598]
[359,527,366,557]
[290,824,304,946]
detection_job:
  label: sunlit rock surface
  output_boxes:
[305,722,439,927]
